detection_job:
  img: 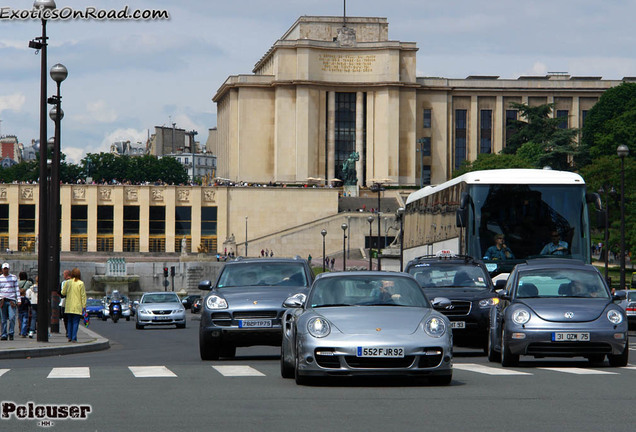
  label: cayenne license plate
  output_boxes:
[238,319,272,328]
[356,347,404,358]
[451,321,466,329]
[552,332,590,342]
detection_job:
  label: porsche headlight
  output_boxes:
[205,295,228,310]
[424,317,446,338]
[607,309,623,325]
[307,317,331,338]
[512,309,531,325]
[479,297,500,308]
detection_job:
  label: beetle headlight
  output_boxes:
[512,309,531,325]
[307,317,331,338]
[205,295,228,310]
[479,297,500,308]
[424,317,446,338]
[607,309,623,325]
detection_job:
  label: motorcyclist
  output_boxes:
[109,290,123,320]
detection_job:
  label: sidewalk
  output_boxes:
[0,325,109,360]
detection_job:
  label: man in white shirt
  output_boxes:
[0,262,21,341]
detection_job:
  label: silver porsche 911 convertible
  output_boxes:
[280,271,454,385]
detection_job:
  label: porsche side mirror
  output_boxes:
[431,297,452,308]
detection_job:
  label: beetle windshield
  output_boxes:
[515,269,609,299]
[309,275,429,308]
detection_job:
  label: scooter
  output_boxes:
[109,299,122,323]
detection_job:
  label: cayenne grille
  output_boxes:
[233,311,278,320]
[526,342,612,355]
[435,300,471,316]
[344,356,416,369]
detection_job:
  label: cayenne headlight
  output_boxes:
[479,297,499,308]
[512,309,531,325]
[607,309,623,325]
[205,295,228,310]
[424,317,446,338]
[307,317,331,338]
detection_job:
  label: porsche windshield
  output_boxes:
[217,263,308,288]
[309,276,429,308]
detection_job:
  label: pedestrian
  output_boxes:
[61,268,86,343]
[18,285,29,338]
[261,249,265,257]
[308,254,312,265]
[60,269,71,339]
[330,257,335,271]
[0,263,20,341]
[26,276,38,338]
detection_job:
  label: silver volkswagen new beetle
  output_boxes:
[488,259,629,367]
[281,271,454,385]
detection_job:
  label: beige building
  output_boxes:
[211,16,632,187]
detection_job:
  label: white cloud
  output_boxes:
[0,93,26,114]
[72,100,118,125]
[531,62,549,76]
[63,146,86,165]
[99,128,150,152]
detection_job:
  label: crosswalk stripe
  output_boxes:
[212,366,265,377]
[128,366,177,377]
[48,367,90,379]
[454,363,532,376]
[538,367,618,375]
[0,369,9,378]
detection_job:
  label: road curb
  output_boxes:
[0,326,110,360]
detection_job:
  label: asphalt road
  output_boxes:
[1,314,635,432]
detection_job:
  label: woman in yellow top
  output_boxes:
[61,268,86,342]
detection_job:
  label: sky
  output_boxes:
[1,0,635,164]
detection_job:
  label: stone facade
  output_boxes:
[210,16,633,187]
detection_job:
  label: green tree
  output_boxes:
[453,153,532,177]
[80,153,188,184]
[580,82,636,160]
[504,102,580,170]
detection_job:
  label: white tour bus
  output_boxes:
[403,169,601,276]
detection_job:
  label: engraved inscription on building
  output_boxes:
[21,187,33,200]
[319,54,376,73]
[152,189,164,201]
[126,189,138,201]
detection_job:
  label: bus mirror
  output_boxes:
[456,207,467,227]
[459,192,470,210]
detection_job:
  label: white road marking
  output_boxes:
[539,367,618,375]
[454,363,532,375]
[0,369,9,377]
[212,365,265,377]
[128,366,177,377]
[47,367,90,378]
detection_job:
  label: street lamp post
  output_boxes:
[30,0,56,342]
[617,144,629,289]
[397,207,404,272]
[245,216,248,257]
[367,215,374,270]
[321,229,327,272]
[370,181,385,270]
[341,223,348,271]
[598,185,617,283]
[347,216,351,259]
[47,63,66,334]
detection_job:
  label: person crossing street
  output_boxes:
[0,263,20,341]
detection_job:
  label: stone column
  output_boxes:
[327,91,336,182]
[355,92,364,186]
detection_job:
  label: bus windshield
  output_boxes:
[468,184,590,272]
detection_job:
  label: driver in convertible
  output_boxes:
[540,231,569,256]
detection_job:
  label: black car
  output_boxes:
[487,258,628,367]
[181,294,201,310]
[191,297,202,314]
[405,251,498,351]
[198,257,313,360]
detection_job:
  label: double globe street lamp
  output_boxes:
[341,223,348,271]
[617,144,629,290]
